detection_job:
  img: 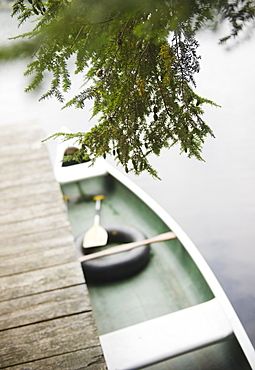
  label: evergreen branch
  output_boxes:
[71,25,85,49]
[2,0,253,176]
[147,42,172,118]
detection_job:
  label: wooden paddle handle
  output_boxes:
[79,231,177,262]
[93,195,104,226]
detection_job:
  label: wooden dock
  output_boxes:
[0,122,106,369]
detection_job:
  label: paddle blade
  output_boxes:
[83,225,108,248]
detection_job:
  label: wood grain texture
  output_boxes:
[2,347,106,370]
[0,228,74,256]
[0,285,91,330]
[0,262,85,301]
[0,243,77,276]
[0,154,51,175]
[0,141,49,164]
[0,122,105,368]
[0,197,66,225]
[0,181,60,201]
[0,183,63,212]
[0,212,70,238]
[0,168,55,190]
[0,313,100,368]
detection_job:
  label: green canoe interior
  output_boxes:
[61,173,251,369]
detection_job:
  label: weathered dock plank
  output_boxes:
[0,241,76,276]
[0,285,91,330]
[0,228,74,256]
[0,122,106,369]
[0,262,85,301]
[0,198,66,224]
[0,156,53,177]
[0,182,62,211]
[0,227,77,276]
[3,347,105,370]
[0,162,55,190]
[0,212,70,238]
[0,168,55,190]
[0,123,47,153]
[0,144,49,165]
[0,312,100,368]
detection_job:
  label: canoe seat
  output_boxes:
[100,298,233,370]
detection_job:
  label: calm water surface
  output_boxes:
[1,8,255,346]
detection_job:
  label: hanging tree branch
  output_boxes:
[1,0,255,177]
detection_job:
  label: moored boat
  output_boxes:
[54,132,255,370]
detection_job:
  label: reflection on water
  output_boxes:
[1,8,255,346]
[204,238,255,340]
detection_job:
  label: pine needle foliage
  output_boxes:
[2,0,255,176]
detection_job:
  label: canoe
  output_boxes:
[54,133,255,370]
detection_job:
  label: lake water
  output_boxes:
[1,7,255,346]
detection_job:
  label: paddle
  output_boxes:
[79,231,177,262]
[83,195,108,249]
